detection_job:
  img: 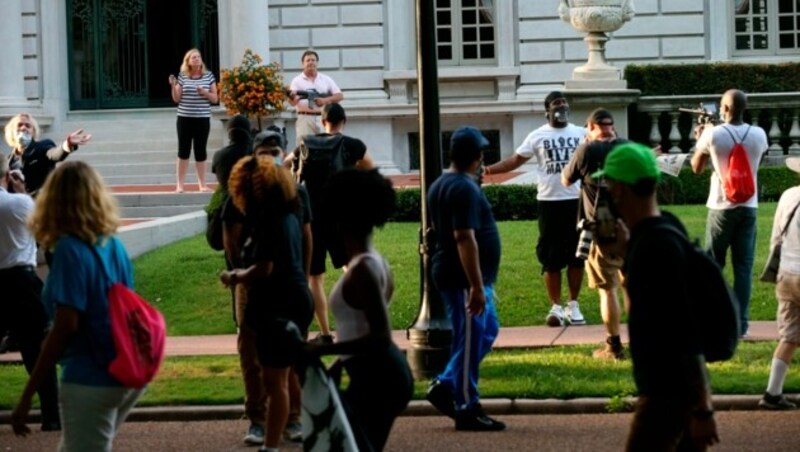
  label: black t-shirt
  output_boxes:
[562,138,627,221]
[243,211,313,329]
[624,211,704,397]
[211,140,251,193]
[428,172,501,290]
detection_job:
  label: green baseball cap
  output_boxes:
[591,142,660,184]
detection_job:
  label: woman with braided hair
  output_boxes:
[219,156,312,452]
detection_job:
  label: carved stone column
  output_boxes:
[768,111,784,155]
[668,112,682,154]
[787,109,800,155]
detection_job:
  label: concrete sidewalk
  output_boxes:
[0,321,778,363]
[0,321,787,425]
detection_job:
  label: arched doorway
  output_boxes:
[67,0,219,110]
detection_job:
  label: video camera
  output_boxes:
[678,102,720,126]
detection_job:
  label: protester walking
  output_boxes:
[306,168,413,451]
[219,155,313,452]
[759,157,800,411]
[593,143,718,451]
[426,126,505,431]
[11,161,144,451]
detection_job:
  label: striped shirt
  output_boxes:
[176,72,216,118]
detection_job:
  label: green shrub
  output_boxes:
[391,167,798,222]
[625,62,800,96]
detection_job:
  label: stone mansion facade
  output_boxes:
[1,0,797,183]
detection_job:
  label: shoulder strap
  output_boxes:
[781,201,800,237]
[721,125,740,144]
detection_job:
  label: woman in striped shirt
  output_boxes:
[169,48,218,193]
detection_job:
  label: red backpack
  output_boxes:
[89,243,166,389]
[721,125,755,204]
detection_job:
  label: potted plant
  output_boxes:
[218,49,286,130]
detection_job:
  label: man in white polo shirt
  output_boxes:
[287,49,344,144]
[0,156,60,431]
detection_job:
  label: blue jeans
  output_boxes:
[705,207,757,334]
[436,285,499,410]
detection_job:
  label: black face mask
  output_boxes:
[549,106,569,125]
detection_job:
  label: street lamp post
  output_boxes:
[405,0,452,380]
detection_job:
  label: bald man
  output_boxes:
[691,89,768,337]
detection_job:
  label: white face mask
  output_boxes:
[17,131,32,147]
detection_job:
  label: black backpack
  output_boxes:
[295,134,348,194]
[655,223,741,363]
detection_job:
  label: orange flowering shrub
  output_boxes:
[218,49,286,129]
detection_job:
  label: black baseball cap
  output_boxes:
[544,91,566,110]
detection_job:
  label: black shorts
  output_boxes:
[310,220,347,276]
[536,199,583,272]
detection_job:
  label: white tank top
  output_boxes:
[328,252,391,357]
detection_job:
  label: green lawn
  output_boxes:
[1,342,794,410]
[132,203,780,335]
[0,204,788,409]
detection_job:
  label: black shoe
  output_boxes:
[426,379,456,419]
[455,404,506,431]
[759,392,797,410]
[41,421,61,432]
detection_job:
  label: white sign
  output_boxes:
[656,153,689,177]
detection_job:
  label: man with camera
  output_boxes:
[691,89,768,337]
[485,91,587,328]
[562,108,629,360]
[0,156,61,432]
[287,49,343,145]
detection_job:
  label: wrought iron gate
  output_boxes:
[67,0,218,110]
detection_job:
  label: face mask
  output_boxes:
[17,131,32,147]
[474,161,485,186]
[272,155,283,166]
[550,106,569,124]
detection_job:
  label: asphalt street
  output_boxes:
[2,410,799,451]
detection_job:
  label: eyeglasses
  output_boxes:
[17,122,32,128]
[597,121,614,126]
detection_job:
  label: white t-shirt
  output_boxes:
[289,72,341,113]
[516,123,586,201]
[694,123,768,210]
[0,187,37,269]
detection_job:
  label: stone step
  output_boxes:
[115,192,212,207]
[119,205,207,218]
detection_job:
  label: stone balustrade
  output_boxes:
[635,93,800,164]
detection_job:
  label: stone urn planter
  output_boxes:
[559,0,635,80]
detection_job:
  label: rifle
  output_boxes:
[678,102,720,126]
[285,88,322,108]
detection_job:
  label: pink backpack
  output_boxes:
[721,125,755,204]
[90,243,166,388]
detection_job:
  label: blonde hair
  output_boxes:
[4,113,41,148]
[228,156,297,217]
[180,48,207,75]
[29,161,120,249]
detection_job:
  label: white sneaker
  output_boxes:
[565,300,586,325]
[546,304,565,327]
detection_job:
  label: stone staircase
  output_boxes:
[52,109,224,219]
[63,109,226,186]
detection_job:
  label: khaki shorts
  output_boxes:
[776,273,800,343]
[585,241,625,290]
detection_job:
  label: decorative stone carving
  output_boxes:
[559,0,635,81]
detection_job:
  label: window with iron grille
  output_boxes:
[436,0,496,65]
[733,0,800,55]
